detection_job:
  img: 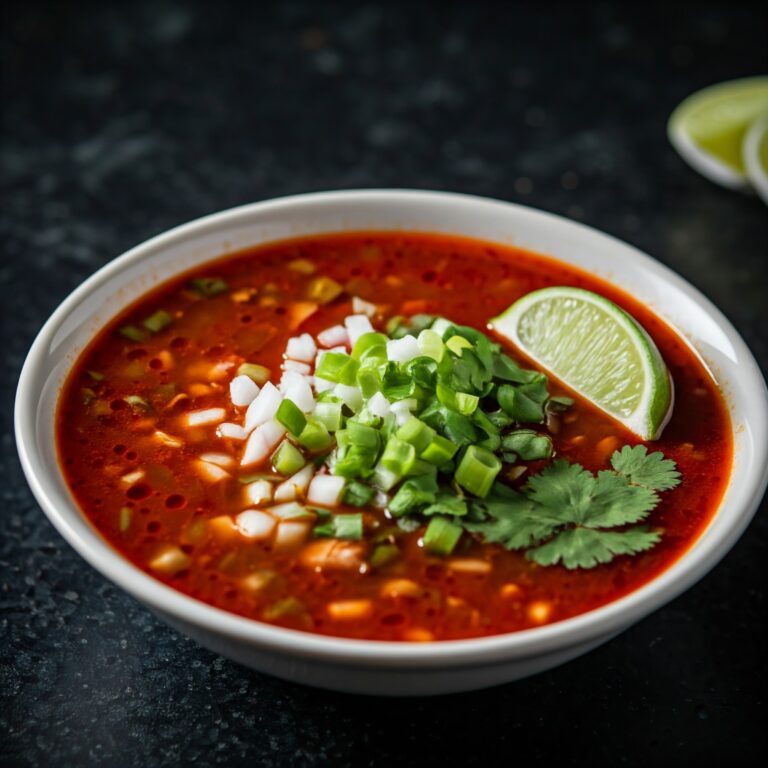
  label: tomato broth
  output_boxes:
[57,233,732,641]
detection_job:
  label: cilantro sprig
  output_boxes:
[464,446,680,569]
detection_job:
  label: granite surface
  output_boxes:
[1,2,767,766]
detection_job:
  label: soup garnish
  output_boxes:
[57,233,731,640]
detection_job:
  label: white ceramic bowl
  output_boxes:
[15,190,768,696]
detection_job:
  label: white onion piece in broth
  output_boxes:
[217,422,247,441]
[367,391,391,417]
[317,325,350,348]
[273,521,310,551]
[285,333,317,363]
[391,398,417,426]
[185,408,227,428]
[333,384,363,412]
[243,479,274,506]
[235,510,276,540]
[313,377,336,393]
[199,452,234,469]
[274,464,315,502]
[229,374,260,407]
[241,418,286,467]
[282,360,312,375]
[196,459,231,482]
[307,475,346,507]
[281,370,315,412]
[352,297,376,317]
[344,314,374,345]
[244,382,283,432]
[386,336,420,363]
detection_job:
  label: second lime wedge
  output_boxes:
[668,76,768,190]
[490,287,673,440]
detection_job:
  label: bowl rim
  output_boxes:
[15,189,768,669]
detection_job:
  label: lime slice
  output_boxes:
[490,287,673,440]
[668,76,768,190]
[743,112,768,204]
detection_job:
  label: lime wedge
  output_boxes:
[490,287,673,440]
[668,76,768,190]
[743,112,768,204]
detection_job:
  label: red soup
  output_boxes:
[57,233,732,641]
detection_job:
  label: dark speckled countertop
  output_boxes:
[2,2,766,766]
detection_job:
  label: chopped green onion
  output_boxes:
[373,461,400,491]
[405,459,438,478]
[343,480,375,507]
[345,421,381,450]
[446,336,473,356]
[118,324,148,342]
[313,401,343,432]
[356,366,382,398]
[119,506,132,531]
[352,331,389,360]
[237,363,271,384]
[123,395,151,412]
[271,440,306,475]
[297,419,333,451]
[423,517,462,556]
[370,543,400,568]
[454,445,502,498]
[87,370,104,381]
[334,445,377,478]
[142,309,172,333]
[263,597,305,621]
[420,433,459,466]
[189,277,228,297]
[81,387,96,404]
[314,512,363,540]
[436,382,479,415]
[315,352,359,385]
[417,329,445,362]
[275,399,307,437]
[388,475,438,516]
[380,437,417,477]
[396,416,436,453]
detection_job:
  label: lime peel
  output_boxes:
[490,287,674,441]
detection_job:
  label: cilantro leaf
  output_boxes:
[581,471,659,527]
[526,527,661,569]
[465,493,562,549]
[611,445,681,491]
[423,492,469,517]
[497,375,549,423]
[501,429,553,461]
[525,460,596,523]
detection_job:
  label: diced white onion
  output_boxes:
[317,325,350,348]
[352,297,376,317]
[313,376,336,393]
[217,422,247,441]
[307,475,346,507]
[185,408,227,428]
[391,398,417,426]
[243,479,274,506]
[344,314,374,345]
[244,382,283,433]
[367,391,391,418]
[386,336,420,363]
[280,370,315,413]
[273,520,310,551]
[274,464,315,502]
[333,384,363,412]
[229,374,260,407]
[199,452,234,469]
[154,430,183,448]
[120,469,145,486]
[372,490,390,509]
[282,360,311,375]
[196,459,231,482]
[235,509,276,540]
[241,418,287,467]
[430,317,452,337]
[285,333,317,363]
[268,501,311,519]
